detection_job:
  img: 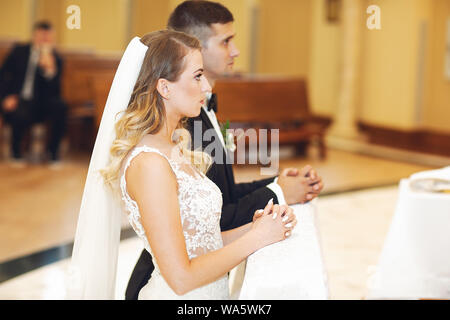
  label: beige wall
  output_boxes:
[216,0,255,73]
[292,0,450,133]
[423,0,450,133]
[2,0,131,54]
[257,0,312,77]
[35,0,63,44]
[308,0,341,117]
[358,0,450,133]
[359,0,433,130]
[59,0,130,54]
[0,0,34,41]
[1,0,449,134]
[132,0,170,37]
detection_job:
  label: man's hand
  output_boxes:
[253,209,264,222]
[277,165,324,205]
[300,165,324,198]
[2,94,19,112]
[39,46,56,76]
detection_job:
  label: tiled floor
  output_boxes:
[316,185,400,299]
[0,148,441,299]
[0,185,400,300]
[0,236,143,299]
[0,154,88,262]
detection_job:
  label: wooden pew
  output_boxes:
[214,75,329,159]
[90,71,115,128]
[60,51,119,150]
[61,51,119,109]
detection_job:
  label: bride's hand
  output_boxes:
[279,205,297,233]
[253,203,297,232]
[250,200,293,249]
[252,209,264,222]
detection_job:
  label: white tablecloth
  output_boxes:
[368,167,450,299]
[236,200,329,299]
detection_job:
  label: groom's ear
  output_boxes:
[156,78,170,100]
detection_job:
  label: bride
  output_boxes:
[67,30,296,299]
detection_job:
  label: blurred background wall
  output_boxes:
[1,0,449,299]
[0,0,449,149]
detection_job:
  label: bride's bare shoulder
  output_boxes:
[125,151,177,200]
[127,150,173,179]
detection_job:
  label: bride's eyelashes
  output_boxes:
[194,73,203,81]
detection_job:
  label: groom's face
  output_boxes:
[201,22,240,81]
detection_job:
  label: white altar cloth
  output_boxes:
[238,200,329,299]
[367,167,450,299]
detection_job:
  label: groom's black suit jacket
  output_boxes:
[125,107,278,300]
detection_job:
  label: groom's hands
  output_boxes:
[277,165,323,205]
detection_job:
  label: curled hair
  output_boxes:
[101,30,211,191]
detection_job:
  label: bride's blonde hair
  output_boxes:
[101,30,211,190]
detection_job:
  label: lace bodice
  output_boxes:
[120,145,228,299]
[121,145,224,259]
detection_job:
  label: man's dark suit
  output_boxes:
[125,106,279,300]
[0,43,67,159]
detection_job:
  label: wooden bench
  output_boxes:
[214,75,329,159]
[60,52,118,150]
[89,71,115,128]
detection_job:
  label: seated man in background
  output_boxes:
[0,20,67,165]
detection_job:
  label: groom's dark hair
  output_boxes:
[167,0,234,47]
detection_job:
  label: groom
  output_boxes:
[125,0,323,300]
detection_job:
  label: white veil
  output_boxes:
[66,37,148,299]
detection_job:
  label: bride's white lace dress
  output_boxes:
[120,145,229,299]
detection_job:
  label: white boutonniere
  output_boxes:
[220,120,236,152]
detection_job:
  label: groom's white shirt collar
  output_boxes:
[202,92,226,148]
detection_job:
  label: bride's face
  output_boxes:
[166,49,211,118]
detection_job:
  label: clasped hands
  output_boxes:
[250,165,323,241]
[252,199,297,240]
[38,46,56,77]
[277,165,323,205]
